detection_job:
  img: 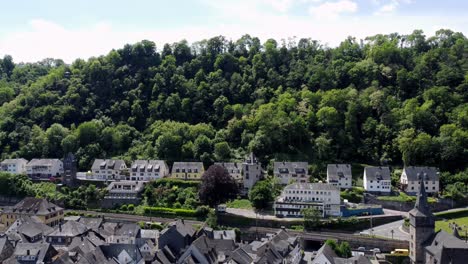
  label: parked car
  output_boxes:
[357,247,366,251]
[372,248,381,253]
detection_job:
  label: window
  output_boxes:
[370,180,373,183]
[411,186,414,190]
[432,187,435,190]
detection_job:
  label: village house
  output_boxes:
[25,159,63,180]
[102,181,145,208]
[170,162,205,180]
[273,161,309,185]
[326,164,352,189]
[400,166,440,195]
[130,160,169,181]
[46,220,89,246]
[214,162,242,187]
[274,183,341,218]
[0,158,28,174]
[363,166,392,194]
[311,243,371,264]
[90,159,128,181]
[0,197,64,227]
[241,153,263,194]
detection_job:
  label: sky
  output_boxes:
[0,0,466,63]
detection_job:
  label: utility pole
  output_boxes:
[369,207,373,237]
[391,229,394,240]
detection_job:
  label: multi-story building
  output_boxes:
[102,181,145,208]
[241,153,263,194]
[214,162,242,185]
[0,197,64,227]
[273,162,309,185]
[26,159,63,180]
[0,158,28,174]
[90,159,128,181]
[62,153,77,187]
[274,183,341,218]
[400,166,439,195]
[130,160,169,181]
[170,162,205,180]
[326,164,352,189]
[363,166,391,193]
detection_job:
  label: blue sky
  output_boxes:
[0,0,467,62]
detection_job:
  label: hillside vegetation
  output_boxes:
[0,29,466,178]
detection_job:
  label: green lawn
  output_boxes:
[435,209,468,239]
[226,199,253,209]
[377,192,436,203]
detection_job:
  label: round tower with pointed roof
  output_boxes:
[409,178,435,264]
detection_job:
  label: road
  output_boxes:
[359,219,409,240]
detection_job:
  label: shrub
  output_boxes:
[127,204,135,211]
[120,204,128,211]
[142,206,207,217]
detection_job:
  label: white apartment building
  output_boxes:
[26,159,63,180]
[274,183,341,218]
[130,160,169,181]
[0,158,28,174]
[363,166,392,193]
[90,159,128,181]
[400,166,440,195]
[274,162,309,185]
[326,164,352,189]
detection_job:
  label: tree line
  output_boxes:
[0,29,466,176]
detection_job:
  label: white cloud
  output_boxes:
[0,1,467,63]
[373,0,412,15]
[309,0,358,19]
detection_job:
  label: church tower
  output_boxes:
[409,178,435,264]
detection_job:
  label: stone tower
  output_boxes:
[242,153,262,194]
[409,178,434,264]
[62,153,77,187]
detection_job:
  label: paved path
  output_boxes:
[359,219,409,240]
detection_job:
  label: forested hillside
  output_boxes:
[0,29,466,175]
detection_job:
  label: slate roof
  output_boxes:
[131,160,168,172]
[8,197,63,216]
[425,230,468,264]
[100,244,143,263]
[48,221,89,237]
[6,216,54,240]
[141,229,160,240]
[284,182,340,191]
[403,166,439,181]
[333,255,372,264]
[364,166,391,181]
[273,162,308,174]
[27,158,62,167]
[171,162,204,173]
[8,242,57,264]
[213,230,236,240]
[409,180,434,219]
[170,219,196,238]
[91,159,126,171]
[214,162,242,173]
[114,223,141,238]
[78,217,103,231]
[327,164,352,181]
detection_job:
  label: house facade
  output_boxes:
[326,164,352,189]
[241,153,262,193]
[0,197,64,227]
[400,166,440,195]
[90,159,128,181]
[102,181,145,208]
[130,160,169,181]
[0,159,28,174]
[170,162,205,180]
[363,166,391,193]
[26,159,63,180]
[273,162,309,185]
[274,183,341,218]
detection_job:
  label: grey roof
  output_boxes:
[409,179,434,219]
[100,244,143,263]
[27,158,62,166]
[78,217,103,230]
[91,159,126,171]
[284,182,340,191]
[273,162,308,174]
[327,164,352,181]
[229,247,254,264]
[12,242,57,263]
[364,166,391,181]
[131,160,168,172]
[48,220,89,237]
[167,219,196,238]
[172,162,204,172]
[9,197,62,216]
[0,158,28,164]
[333,255,372,264]
[114,223,141,237]
[213,230,236,240]
[314,243,338,262]
[403,166,439,181]
[425,230,468,264]
[214,162,242,173]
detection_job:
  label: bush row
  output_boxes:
[142,205,210,217]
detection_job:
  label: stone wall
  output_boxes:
[364,195,464,212]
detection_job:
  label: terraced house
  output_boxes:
[90,159,128,181]
[170,162,205,180]
[274,161,309,185]
[400,166,440,195]
[130,160,169,181]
